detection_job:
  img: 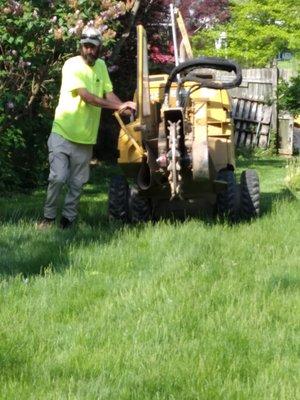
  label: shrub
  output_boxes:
[277,73,300,117]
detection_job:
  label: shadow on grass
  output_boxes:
[0,165,124,277]
[0,234,70,277]
[0,187,296,278]
[237,157,286,170]
[268,273,300,292]
[0,217,131,278]
[0,161,297,277]
[0,190,132,277]
[260,187,297,215]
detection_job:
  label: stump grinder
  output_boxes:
[108,6,260,222]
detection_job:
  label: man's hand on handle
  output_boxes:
[118,101,136,117]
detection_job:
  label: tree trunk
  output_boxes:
[110,0,141,65]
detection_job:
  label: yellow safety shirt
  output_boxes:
[52,56,113,144]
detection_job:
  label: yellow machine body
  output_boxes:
[116,25,235,180]
[112,16,244,220]
[108,10,260,222]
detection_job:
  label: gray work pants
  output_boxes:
[44,132,93,221]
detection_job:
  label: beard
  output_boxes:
[80,47,100,66]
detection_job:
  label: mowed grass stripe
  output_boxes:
[0,158,299,399]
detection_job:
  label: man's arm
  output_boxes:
[77,88,135,112]
[105,92,123,107]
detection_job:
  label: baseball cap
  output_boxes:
[80,26,102,47]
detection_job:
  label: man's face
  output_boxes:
[81,43,100,66]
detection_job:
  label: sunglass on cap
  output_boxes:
[81,34,101,40]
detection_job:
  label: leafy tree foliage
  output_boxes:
[278,73,300,117]
[172,0,229,33]
[192,0,300,67]
[146,0,229,68]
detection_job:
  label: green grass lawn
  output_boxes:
[0,156,299,399]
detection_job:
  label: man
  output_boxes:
[38,26,135,229]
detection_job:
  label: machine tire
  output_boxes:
[240,169,260,220]
[129,186,152,223]
[108,175,129,222]
[216,169,239,221]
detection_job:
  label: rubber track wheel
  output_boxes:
[216,169,238,221]
[130,186,151,223]
[240,169,260,219]
[108,175,129,222]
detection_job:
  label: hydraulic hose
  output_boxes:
[164,57,242,96]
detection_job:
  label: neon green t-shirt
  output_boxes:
[52,56,113,144]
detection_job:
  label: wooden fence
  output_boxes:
[216,68,296,152]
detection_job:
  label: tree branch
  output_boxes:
[110,0,141,65]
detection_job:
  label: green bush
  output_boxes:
[277,73,300,117]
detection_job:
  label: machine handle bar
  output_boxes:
[164,57,242,94]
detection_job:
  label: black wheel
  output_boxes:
[129,186,152,223]
[216,169,239,221]
[240,169,260,220]
[108,175,129,222]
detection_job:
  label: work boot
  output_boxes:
[36,217,56,230]
[60,216,73,230]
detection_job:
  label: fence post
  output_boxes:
[271,66,278,135]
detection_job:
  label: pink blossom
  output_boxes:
[168,42,174,54]
[100,11,109,21]
[150,51,175,64]
[10,0,23,16]
[99,25,108,33]
[151,46,160,54]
